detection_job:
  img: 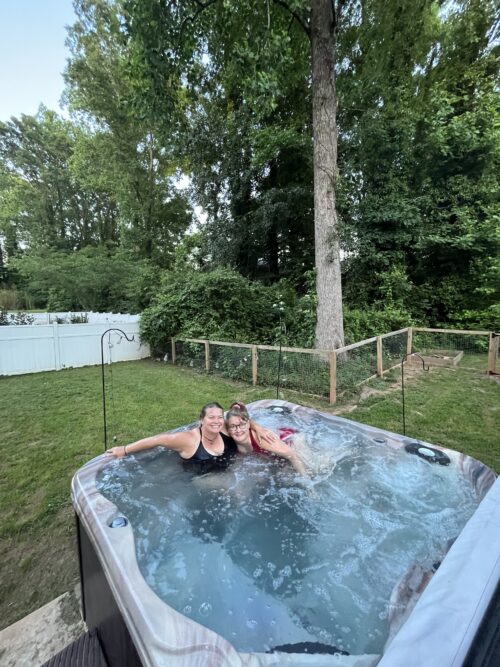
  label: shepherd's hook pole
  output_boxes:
[275,302,285,399]
[276,317,283,399]
[400,352,429,436]
[101,328,135,451]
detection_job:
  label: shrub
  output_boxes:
[140,268,281,354]
[0,310,35,326]
[0,288,21,310]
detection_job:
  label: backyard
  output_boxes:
[0,358,498,630]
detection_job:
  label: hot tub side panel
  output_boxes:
[76,513,142,667]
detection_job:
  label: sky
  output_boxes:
[0,0,77,122]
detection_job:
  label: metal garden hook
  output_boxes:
[400,353,430,436]
[101,328,135,451]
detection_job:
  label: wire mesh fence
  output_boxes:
[336,339,378,393]
[174,339,206,371]
[169,327,496,404]
[209,343,254,383]
[411,328,490,370]
[382,329,409,370]
[256,348,330,397]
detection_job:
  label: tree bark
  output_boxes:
[311,0,344,350]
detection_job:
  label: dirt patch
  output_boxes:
[0,504,78,631]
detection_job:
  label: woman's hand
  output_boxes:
[250,421,279,445]
[105,445,128,458]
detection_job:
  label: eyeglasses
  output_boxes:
[228,423,248,432]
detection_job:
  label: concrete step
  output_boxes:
[0,588,85,667]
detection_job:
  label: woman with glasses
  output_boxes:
[226,402,309,476]
[104,401,279,474]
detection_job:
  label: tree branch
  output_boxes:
[332,0,348,31]
[272,0,311,40]
[179,0,219,45]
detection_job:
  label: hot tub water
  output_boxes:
[97,406,481,656]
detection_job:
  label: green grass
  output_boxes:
[341,365,500,472]
[0,359,498,629]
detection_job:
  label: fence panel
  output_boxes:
[381,329,409,372]
[170,327,492,404]
[256,347,330,397]
[336,338,379,393]
[0,323,149,376]
[411,328,490,370]
[209,342,254,383]
[173,339,207,371]
[5,311,141,325]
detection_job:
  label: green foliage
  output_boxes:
[12,246,152,312]
[0,109,119,251]
[140,267,283,353]
[444,304,500,333]
[0,287,22,310]
[1,0,498,336]
[343,306,416,344]
[339,0,499,324]
[0,309,35,326]
[123,0,314,287]
[65,0,193,266]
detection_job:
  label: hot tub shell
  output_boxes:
[72,400,499,667]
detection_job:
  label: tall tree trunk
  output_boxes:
[311,0,344,350]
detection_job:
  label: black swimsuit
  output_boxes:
[182,430,237,474]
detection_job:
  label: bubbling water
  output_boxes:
[97,408,480,655]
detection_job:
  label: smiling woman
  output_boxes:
[226,401,309,476]
[105,401,279,475]
[105,402,236,474]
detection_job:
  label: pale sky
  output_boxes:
[0,0,77,122]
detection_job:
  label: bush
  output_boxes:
[443,305,500,333]
[140,268,282,354]
[343,306,417,343]
[12,247,154,313]
[0,288,22,310]
[140,267,421,354]
[0,310,35,326]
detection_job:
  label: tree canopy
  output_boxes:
[0,0,498,336]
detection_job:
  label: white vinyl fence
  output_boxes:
[6,311,140,325]
[0,323,150,376]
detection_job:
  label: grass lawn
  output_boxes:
[0,358,498,629]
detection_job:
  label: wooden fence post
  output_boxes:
[329,351,337,405]
[204,340,210,372]
[488,333,499,374]
[406,327,413,356]
[171,338,176,364]
[376,336,383,376]
[252,345,258,386]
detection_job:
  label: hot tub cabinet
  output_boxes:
[72,400,500,667]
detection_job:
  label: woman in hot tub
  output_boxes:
[105,401,309,475]
[105,401,282,474]
[224,402,309,475]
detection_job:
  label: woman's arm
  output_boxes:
[105,430,196,458]
[251,432,309,476]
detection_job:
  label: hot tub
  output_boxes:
[72,400,499,666]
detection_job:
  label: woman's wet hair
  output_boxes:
[226,401,250,422]
[199,402,224,420]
